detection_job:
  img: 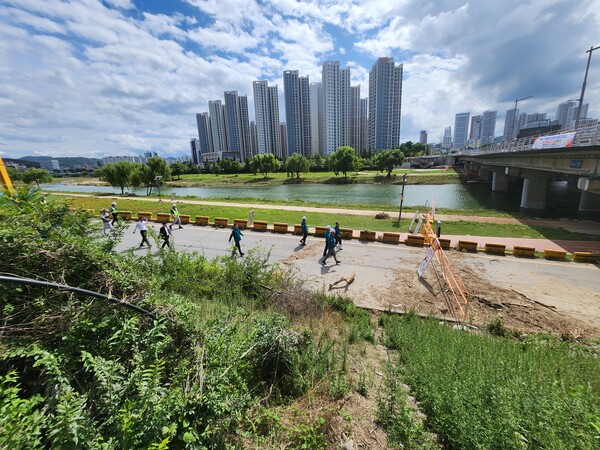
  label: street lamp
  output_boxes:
[574,44,600,130]
[155,176,163,202]
[511,96,532,140]
[398,173,408,222]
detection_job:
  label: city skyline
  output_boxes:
[1,0,599,159]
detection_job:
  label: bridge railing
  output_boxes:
[460,122,600,156]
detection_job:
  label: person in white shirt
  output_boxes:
[133,217,150,247]
[100,208,113,235]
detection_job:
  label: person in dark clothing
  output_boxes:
[229,223,244,256]
[159,222,170,249]
[321,226,340,265]
[334,221,342,248]
[109,202,119,225]
[300,216,308,245]
[321,225,331,258]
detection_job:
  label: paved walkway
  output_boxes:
[55,192,600,251]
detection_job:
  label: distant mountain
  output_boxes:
[20,156,101,168]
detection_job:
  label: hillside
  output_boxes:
[19,155,100,168]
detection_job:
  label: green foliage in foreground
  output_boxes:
[0,189,357,449]
[381,313,600,450]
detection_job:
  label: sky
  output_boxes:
[1,0,599,159]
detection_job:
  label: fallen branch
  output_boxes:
[328,272,356,291]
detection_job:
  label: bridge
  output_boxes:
[453,123,600,217]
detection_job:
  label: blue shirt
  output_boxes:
[229,227,243,243]
[301,219,308,233]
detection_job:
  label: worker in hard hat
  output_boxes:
[170,203,183,230]
[109,202,119,225]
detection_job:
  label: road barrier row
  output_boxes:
[86,209,598,264]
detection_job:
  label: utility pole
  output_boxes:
[511,96,532,140]
[398,173,407,222]
[575,44,600,130]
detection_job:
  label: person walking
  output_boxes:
[100,208,113,234]
[321,225,331,259]
[109,202,119,225]
[170,203,183,230]
[300,216,308,245]
[321,225,340,265]
[334,221,342,249]
[133,216,150,247]
[229,223,244,257]
[159,221,171,249]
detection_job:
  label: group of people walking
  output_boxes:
[100,202,343,265]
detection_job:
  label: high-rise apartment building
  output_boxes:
[283,70,311,156]
[224,91,251,162]
[196,112,213,155]
[442,126,452,149]
[359,97,368,155]
[253,80,281,157]
[368,57,403,152]
[350,86,361,153]
[208,100,227,153]
[453,112,470,148]
[322,61,352,155]
[555,101,577,129]
[419,130,427,145]
[469,115,482,144]
[503,108,519,141]
[481,110,497,144]
[566,103,588,129]
[309,82,323,155]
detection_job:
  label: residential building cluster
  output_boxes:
[440,100,597,151]
[190,57,403,165]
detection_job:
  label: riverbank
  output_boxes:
[50,193,600,240]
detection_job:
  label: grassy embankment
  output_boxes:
[54,194,598,241]
[2,192,598,448]
[167,168,461,187]
[379,313,600,449]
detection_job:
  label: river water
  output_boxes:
[43,181,581,217]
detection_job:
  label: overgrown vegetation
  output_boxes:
[0,188,370,448]
[381,313,600,449]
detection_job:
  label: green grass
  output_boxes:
[162,168,461,187]
[51,195,598,241]
[382,314,600,450]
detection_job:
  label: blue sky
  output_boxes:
[1,0,599,159]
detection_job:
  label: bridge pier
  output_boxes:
[491,170,509,192]
[520,172,552,210]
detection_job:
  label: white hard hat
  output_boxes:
[172,203,176,207]
[111,202,116,206]
[326,225,331,230]
[302,216,306,220]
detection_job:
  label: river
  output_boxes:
[43,180,582,217]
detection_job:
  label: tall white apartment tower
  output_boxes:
[322,61,352,155]
[453,112,470,148]
[309,82,323,155]
[419,130,428,145]
[253,81,281,157]
[224,91,251,162]
[368,57,403,152]
[359,98,368,155]
[283,70,312,156]
[350,85,361,153]
[208,100,227,153]
[555,101,577,129]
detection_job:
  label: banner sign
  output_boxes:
[532,132,576,149]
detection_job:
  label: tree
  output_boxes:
[170,162,188,180]
[21,168,52,187]
[285,153,310,179]
[312,153,324,171]
[374,149,405,177]
[249,154,280,178]
[132,157,171,196]
[96,162,137,194]
[330,146,360,178]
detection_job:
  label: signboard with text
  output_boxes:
[532,132,576,149]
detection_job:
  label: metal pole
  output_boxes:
[398,174,407,221]
[575,45,600,130]
[511,96,532,140]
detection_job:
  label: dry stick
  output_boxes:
[328,272,356,291]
